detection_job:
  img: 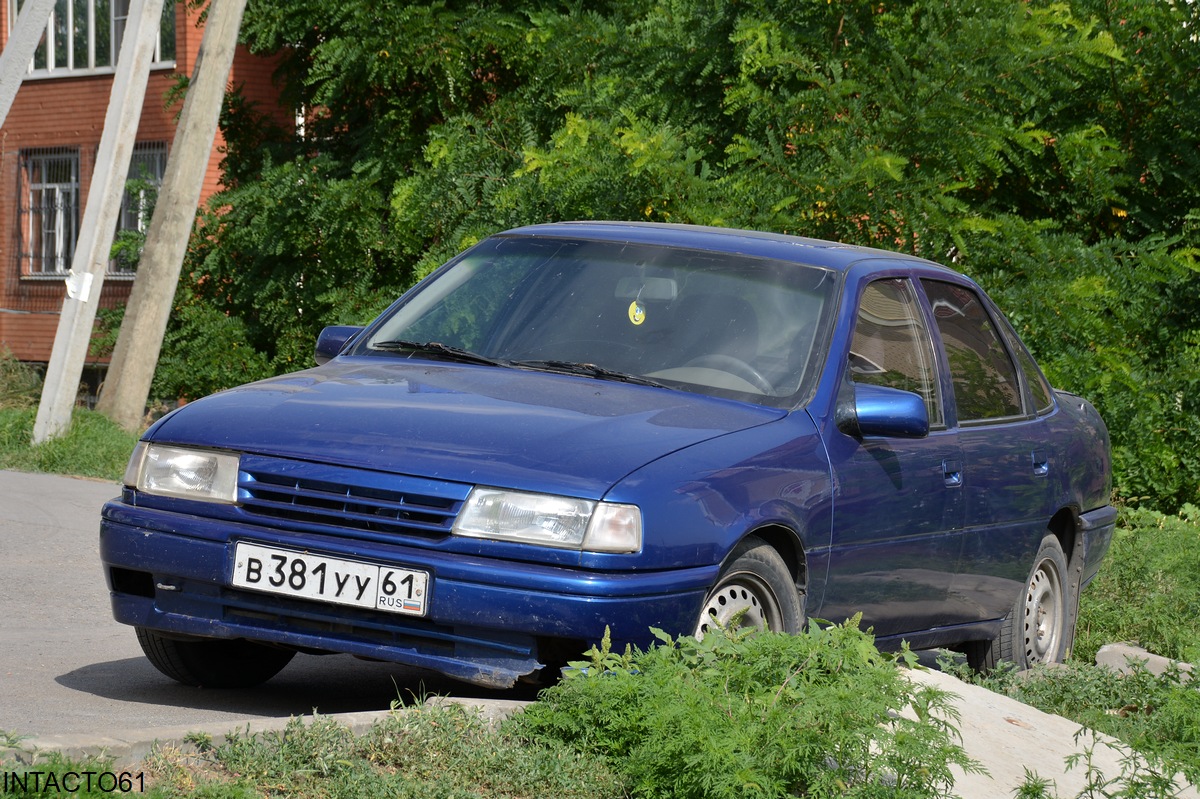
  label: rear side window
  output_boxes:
[849,278,944,428]
[921,280,1023,423]
[996,314,1056,414]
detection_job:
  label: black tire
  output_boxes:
[136,627,295,688]
[967,534,1073,671]
[695,537,804,637]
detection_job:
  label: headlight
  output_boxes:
[125,442,240,504]
[454,488,642,553]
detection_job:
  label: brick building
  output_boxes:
[0,0,289,371]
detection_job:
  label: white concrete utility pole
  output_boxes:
[0,0,55,125]
[31,0,167,443]
[96,0,249,432]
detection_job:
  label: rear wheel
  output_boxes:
[136,628,295,688]
[967,534,1072,671]
[695,537,803,637]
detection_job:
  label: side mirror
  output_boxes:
[314,325,364,365]
[837,383,929,439]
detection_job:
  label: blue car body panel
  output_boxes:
[145,358,785,503]
[101,222,1116,687]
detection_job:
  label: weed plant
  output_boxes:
[1013,733,1195,799]
[0,351,40,409]
[511,619,981,799]
[0,752,125,798]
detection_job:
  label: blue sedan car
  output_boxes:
[101,222,1116,688]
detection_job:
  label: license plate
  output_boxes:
[231,542,429,617]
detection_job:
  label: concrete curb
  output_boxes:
[1,710,396,770]
[1096,642,1194,681]
[906,667,1198,798]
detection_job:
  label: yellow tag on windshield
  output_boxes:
[628,300,646,325]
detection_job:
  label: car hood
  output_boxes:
[149,358,786,498]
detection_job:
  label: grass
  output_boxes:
[97,703,622,799]
[0,351,138,482]
[0,407,138,482]
[1074,505,1200,666]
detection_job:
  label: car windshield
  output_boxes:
[357,234,838,407]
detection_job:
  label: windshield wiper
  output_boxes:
[370,340,511,367]
[514,359,666,388]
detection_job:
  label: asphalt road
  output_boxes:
[0,469,535,739]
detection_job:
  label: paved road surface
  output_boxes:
[0,469,534,739]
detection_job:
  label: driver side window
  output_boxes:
[849,278,944,428]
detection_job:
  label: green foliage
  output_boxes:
[1012,733,1193,799]
[1075,507,1200,665]
[512,619,980,798]
[149,303,275,401]
[1061,735,1194,799]
[966,228,1200,508]
[109,174,160,273]
[181,152,405,374]
[0,351,137,479]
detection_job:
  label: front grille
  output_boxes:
[238,455,470,540]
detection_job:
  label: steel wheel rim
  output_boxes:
[695,571,782,637]
[1022,558,1064,665]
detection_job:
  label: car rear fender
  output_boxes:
[1051,390,1113,514]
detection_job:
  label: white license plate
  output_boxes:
[231,542,429,617]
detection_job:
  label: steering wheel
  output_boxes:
[683,354,774,394]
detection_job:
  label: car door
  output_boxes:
[820,276,965,637]
[919,279,1056,625]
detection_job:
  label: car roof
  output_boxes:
[502,221,959,275]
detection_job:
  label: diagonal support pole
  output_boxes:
[32,0,166,443]
[96,0,250,432]
[0,0,56,126]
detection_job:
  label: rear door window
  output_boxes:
[921,280,1024,424]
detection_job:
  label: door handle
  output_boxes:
[942,459,962,488]
[1031,450,1049,476]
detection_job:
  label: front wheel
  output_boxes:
[967,534,1073,671]
[695,537,804,638]
[136,628,296,688]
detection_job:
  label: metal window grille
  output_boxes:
[109,140,168,275]
[17,147,80,277]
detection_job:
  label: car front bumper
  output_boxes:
[100,502,713,688]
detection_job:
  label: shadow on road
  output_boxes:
[55,653,542,719]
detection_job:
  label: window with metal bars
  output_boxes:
[110,140,167,275]
[17,147,80,277]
